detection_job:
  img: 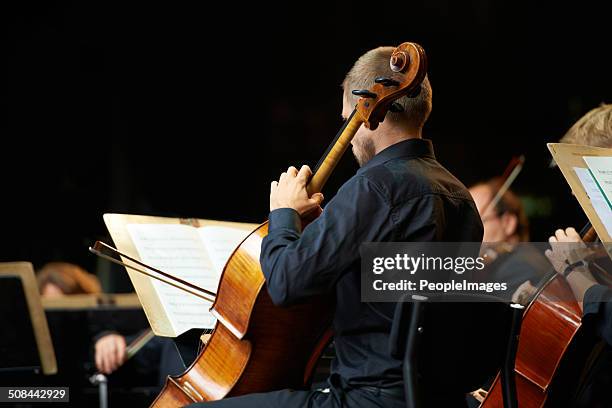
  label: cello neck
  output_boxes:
[307,109,364,195]
[307,42,427,195]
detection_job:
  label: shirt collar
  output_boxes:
[357,138,436,174]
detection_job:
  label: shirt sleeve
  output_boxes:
[260,175,392,306]
[583,284,612,346]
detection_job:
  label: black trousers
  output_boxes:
[189,387,406,408]
[190,374,407,408]
[189,380,469,408]
[190,388,473,407]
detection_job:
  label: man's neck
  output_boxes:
[373,125,422,155]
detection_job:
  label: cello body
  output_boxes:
[482,273,600,407]
[482,228,602,407]
[151,223,334,406]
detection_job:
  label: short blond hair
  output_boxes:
[560,103,612,147]
[342,46,432,129]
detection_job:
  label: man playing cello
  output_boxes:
[198,46,491,407]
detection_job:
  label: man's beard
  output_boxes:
[352,136,376,167]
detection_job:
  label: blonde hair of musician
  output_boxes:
[342,46,432,130]
[560,103,612,147]
[341,47,433,167]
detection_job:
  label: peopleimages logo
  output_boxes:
[371,253,486,275]
[361,242,608,303]
[371,279,507,294]
[360,242,514,302]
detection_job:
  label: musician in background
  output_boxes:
[198,46,497,407]
[37,261,101,297]
[467,180,549,406]
[93,330,184,386]
[469,179,549,301]
[36,262,132,376]
[558,103,612,148]
[36,261,183,385]
[546,103,612,345]
[469,179,529,244]
[544,103,612,408]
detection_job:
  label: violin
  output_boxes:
[140,42,428,406]
[479,155,525,265]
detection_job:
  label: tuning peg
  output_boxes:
[352,89,377,99]
[389,102,404,113]
[407,86,421,98]
[374,77,400,87]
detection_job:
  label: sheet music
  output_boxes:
[584,156,612,209]
[197,226,251,273]
[127,224,218,334]
[574,167,612,237]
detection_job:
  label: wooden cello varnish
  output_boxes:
[481,227,600,407]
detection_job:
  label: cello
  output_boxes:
[481,226,601,407]
[145,42,428,406]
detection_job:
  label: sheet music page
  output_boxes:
[127,224,218,335]
[197,226,252,273]
[574,167,612,237]
[583,156,612,209]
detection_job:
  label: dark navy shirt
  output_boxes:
[584,284,612,346]
[260,138,483,388]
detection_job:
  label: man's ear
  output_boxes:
[500,212,518,238]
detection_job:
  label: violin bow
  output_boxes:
[481,155,526,216]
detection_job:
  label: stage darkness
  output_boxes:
[3,1,611,281]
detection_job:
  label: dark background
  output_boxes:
[2,1,611,289]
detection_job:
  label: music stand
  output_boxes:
[548,143,612,245]
[0,262,57,375]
